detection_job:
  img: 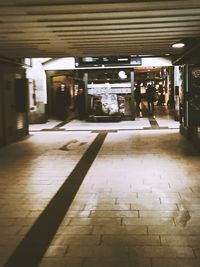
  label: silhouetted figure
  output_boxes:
[75,84,86,120]
[157,84,165,106]
[146,84,156,113]
[135,82,142,112]
[55,83,71,120]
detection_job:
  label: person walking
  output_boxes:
[157,84,165,106]
[146,84,156,114]
[55,83,71,120]
[75,83,86,120]
[134,82,142,112]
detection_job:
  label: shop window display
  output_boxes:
[85,69,134,121]
[91,94,119,116]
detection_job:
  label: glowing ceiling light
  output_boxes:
[172,42,185,48]
[118,70,127,79]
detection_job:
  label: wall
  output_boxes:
[0,59,28,147]
[0,72,4,147]
[26,58,47,123]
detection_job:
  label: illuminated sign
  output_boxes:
[75,56,142,67]
[130,57,142,66]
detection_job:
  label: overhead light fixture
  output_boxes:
[117,58,128,61]
[118,70,127,79]
[172,42,185,48]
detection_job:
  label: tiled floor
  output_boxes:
[0,119,200,267]
[29,117,179,132]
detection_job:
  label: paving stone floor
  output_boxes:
[0,122,200,267]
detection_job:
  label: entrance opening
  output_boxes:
[43,65,178,131]
[134,66,176,125]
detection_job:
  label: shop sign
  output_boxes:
[130,57,142,66]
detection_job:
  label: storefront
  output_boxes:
[83,68,135,122]
[32,56,173,123]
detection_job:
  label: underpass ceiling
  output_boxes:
[0,0,200,60]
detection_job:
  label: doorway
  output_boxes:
[45,66,178,129]
[133,66,177,127]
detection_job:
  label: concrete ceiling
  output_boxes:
[0,0,200,60]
